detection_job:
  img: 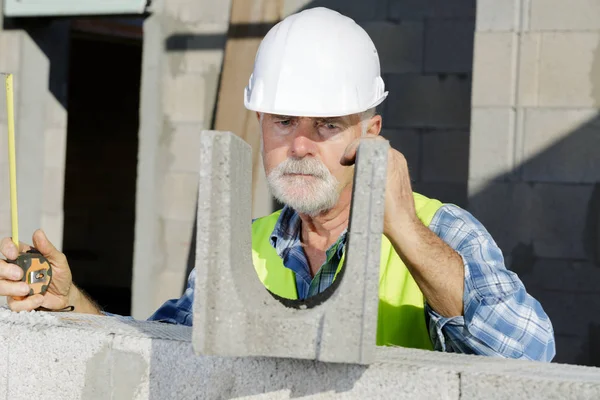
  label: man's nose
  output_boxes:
[289,120,318,158]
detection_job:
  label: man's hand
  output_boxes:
[0,230,101,314]
[341,136,465,318]
[340,135,418,237]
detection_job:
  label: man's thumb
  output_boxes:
[32,229,64,265]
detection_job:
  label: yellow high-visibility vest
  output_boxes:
[251,192,443,350]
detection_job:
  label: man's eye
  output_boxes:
[277,120,291,126]
[326,124,338,130]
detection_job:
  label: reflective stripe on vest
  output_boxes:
[251,192,443,350]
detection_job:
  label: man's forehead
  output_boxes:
[266,113,353,122]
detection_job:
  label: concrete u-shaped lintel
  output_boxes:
[192,131,389,364]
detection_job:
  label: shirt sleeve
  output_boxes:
[146,268,196,326]
[425,204,556,362]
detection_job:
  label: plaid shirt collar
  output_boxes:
[269,206,347,261]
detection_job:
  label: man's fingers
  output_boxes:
[7,293,44,312]
[0,280,31,297]
[340,139,361,166]
[340,135,386,166]
[0,260,23,280]
[32,229,67,266]
[0,237,31,260]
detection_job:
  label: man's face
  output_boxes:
[260,113,363,216]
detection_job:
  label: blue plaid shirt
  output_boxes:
[149,204,556,362]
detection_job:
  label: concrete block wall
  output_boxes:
[0,21,69,248]
[282,0,476,208]
[132,0,232,318]
[468,0,600,366]
[1,309,600,399]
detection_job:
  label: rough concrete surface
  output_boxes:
[0,309,599,399]
[192,131,388,365]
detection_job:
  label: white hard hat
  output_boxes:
[244,7,388,117]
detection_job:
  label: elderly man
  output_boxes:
[0,7,554,360]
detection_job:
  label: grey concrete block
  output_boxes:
[381,129,420,178]
[384,74,472,128]
[6,322,113,400]
[534,32,600,108]
[460,371,600,399]
[421,130,469,183]
[531,183,594,260]
[389,0,476,20]
[284,0,389,21]
[362,21,424,74]
[3,311,600,399]
[424,19,475,73]
[467,182,533,256]
[413,182,468,209]
[150,337,461,399]
[471,33,517,107]
[0,323,8,400]
[468,108,515,181]
[523,109,600,183]
[192,131,388,364]
[475,0,520,31]
[530,0,600,31]
[517,259,600,294]
[165,0,232,23]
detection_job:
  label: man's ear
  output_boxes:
[367,115,383,136]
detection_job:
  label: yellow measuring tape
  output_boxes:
[4,73,18,247]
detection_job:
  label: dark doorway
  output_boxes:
[63,22,142,315]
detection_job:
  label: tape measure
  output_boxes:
[9,249,52,296]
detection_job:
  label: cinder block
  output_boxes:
[389,0,476,20]
[413,182,468,208]
[44,128,67,169]
[0,31,22,73]
[530,0,600,31]
[421,130,469,183]
[520,259,600,294]
[535,32,600,107]
[531,183,594,260]
[42,167,64,214]
[163,73,207,123]
[6,323,113,400]
[155,269,186,306]
[41,212,64,251]
[522,108,600,183]
[362,21,423,74]
[162,218,194,273]
[0,323,8,399]
[381,129,420,177]
[475,0,519,31]
[160,172,199,221]
[192,131,388,364]
[471,32,517,106]
[165,0,232,23]
[0,163,8,212]
[284,0,389,21]
[460,371,600,399]
[424,19,475,73]
[384,74,471,128]
[165,123,202,172]
[467,182,533,255]
[45,92,67,129]
[152,337,460,399]
[517,33,542,107]
[468,108,515,181]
